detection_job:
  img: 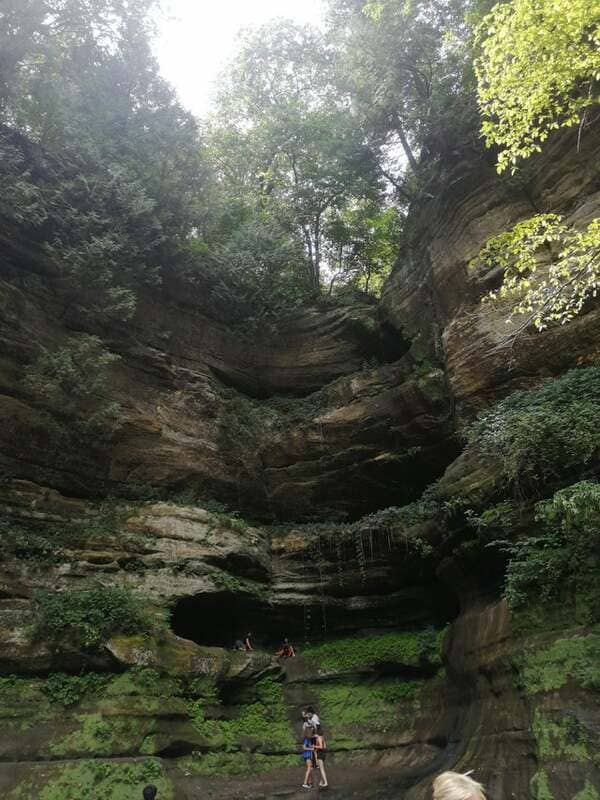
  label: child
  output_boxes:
[301,725,316,788]
[313,728,328,788]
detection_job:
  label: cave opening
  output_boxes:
[170,578,460,651]
[170,592,288,649]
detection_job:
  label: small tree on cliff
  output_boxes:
[473,0,600,334]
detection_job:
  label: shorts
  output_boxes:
[316,752,326,761]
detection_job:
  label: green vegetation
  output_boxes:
[470,214,600,333]
[314,677,424,747]
[573,782,600,800]
[466,367,600,493]
[476,0,600,174]
[41,672,111,707]
[473,0,600,332]
[186,676,295,756]
[302,629,443,673]
[24,335,121,438]
[530,770,556,800]
[503,481,600,610]
[32,584,152,649]
[177,751,298,778]
[532,710,591,762]
[207,568,269,600]
[6,758,172,800]
[514,631,600,694]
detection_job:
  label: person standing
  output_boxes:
[301,726,316,789]
[244,632,253,651]
[313,728,328,788]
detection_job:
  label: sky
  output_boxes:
[154,0,326,118]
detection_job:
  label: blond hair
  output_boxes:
[433,771,486,800]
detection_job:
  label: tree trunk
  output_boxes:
[395,116,419,175]
[313,216,321,291]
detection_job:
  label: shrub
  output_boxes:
[42,672,110,706]
[32,583,151,649]
[467,367,600,493]
[503,481,600,609]
[24,334,121,437]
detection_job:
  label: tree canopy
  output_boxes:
[1,0,597,335]
[476,0,600,174]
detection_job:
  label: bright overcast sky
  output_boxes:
[154,0,326,118]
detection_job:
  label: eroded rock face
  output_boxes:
[0,481,456,798]
[1,125,600,800]
[381,128,600,420]
[0,233,451,519]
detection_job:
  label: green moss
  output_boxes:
[302,629,443,673]
[178,751,298,777]
[50,713,115,757]
[0,676,56,729]
[530,770,555,800]
[187,677,294,755]
[532,710,590,761]
[8,758,173,800]
[573,780,600,800]
[314,677,424,748]
[515,631,600,694]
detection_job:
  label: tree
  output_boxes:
[207,20,381,293]
[323,203,403,296]
[24,334,122,436]
[0,0,207,320]
[328,0,476,193]
[475,0,600,174]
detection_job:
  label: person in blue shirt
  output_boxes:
[301,726,316,788]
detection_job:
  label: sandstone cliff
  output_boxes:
[1,125,599,800]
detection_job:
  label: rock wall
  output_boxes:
[0,227,454,520]
[1,124,599,800]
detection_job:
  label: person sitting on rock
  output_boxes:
[275,637,295,658]
[244,631,253,651]
[143,786,157,800]
[233,638,245,651]
[301,725,316,789]
[433,771,486,800]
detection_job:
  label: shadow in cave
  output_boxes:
[171,591,280,649]
[170,579,461,651]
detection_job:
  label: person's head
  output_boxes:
[283,637,289,644]
[143,786,157,800]
[433,772,485,800]
[247,632,252,638]
[306,706,315,715]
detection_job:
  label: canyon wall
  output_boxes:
[1,124,599,799]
